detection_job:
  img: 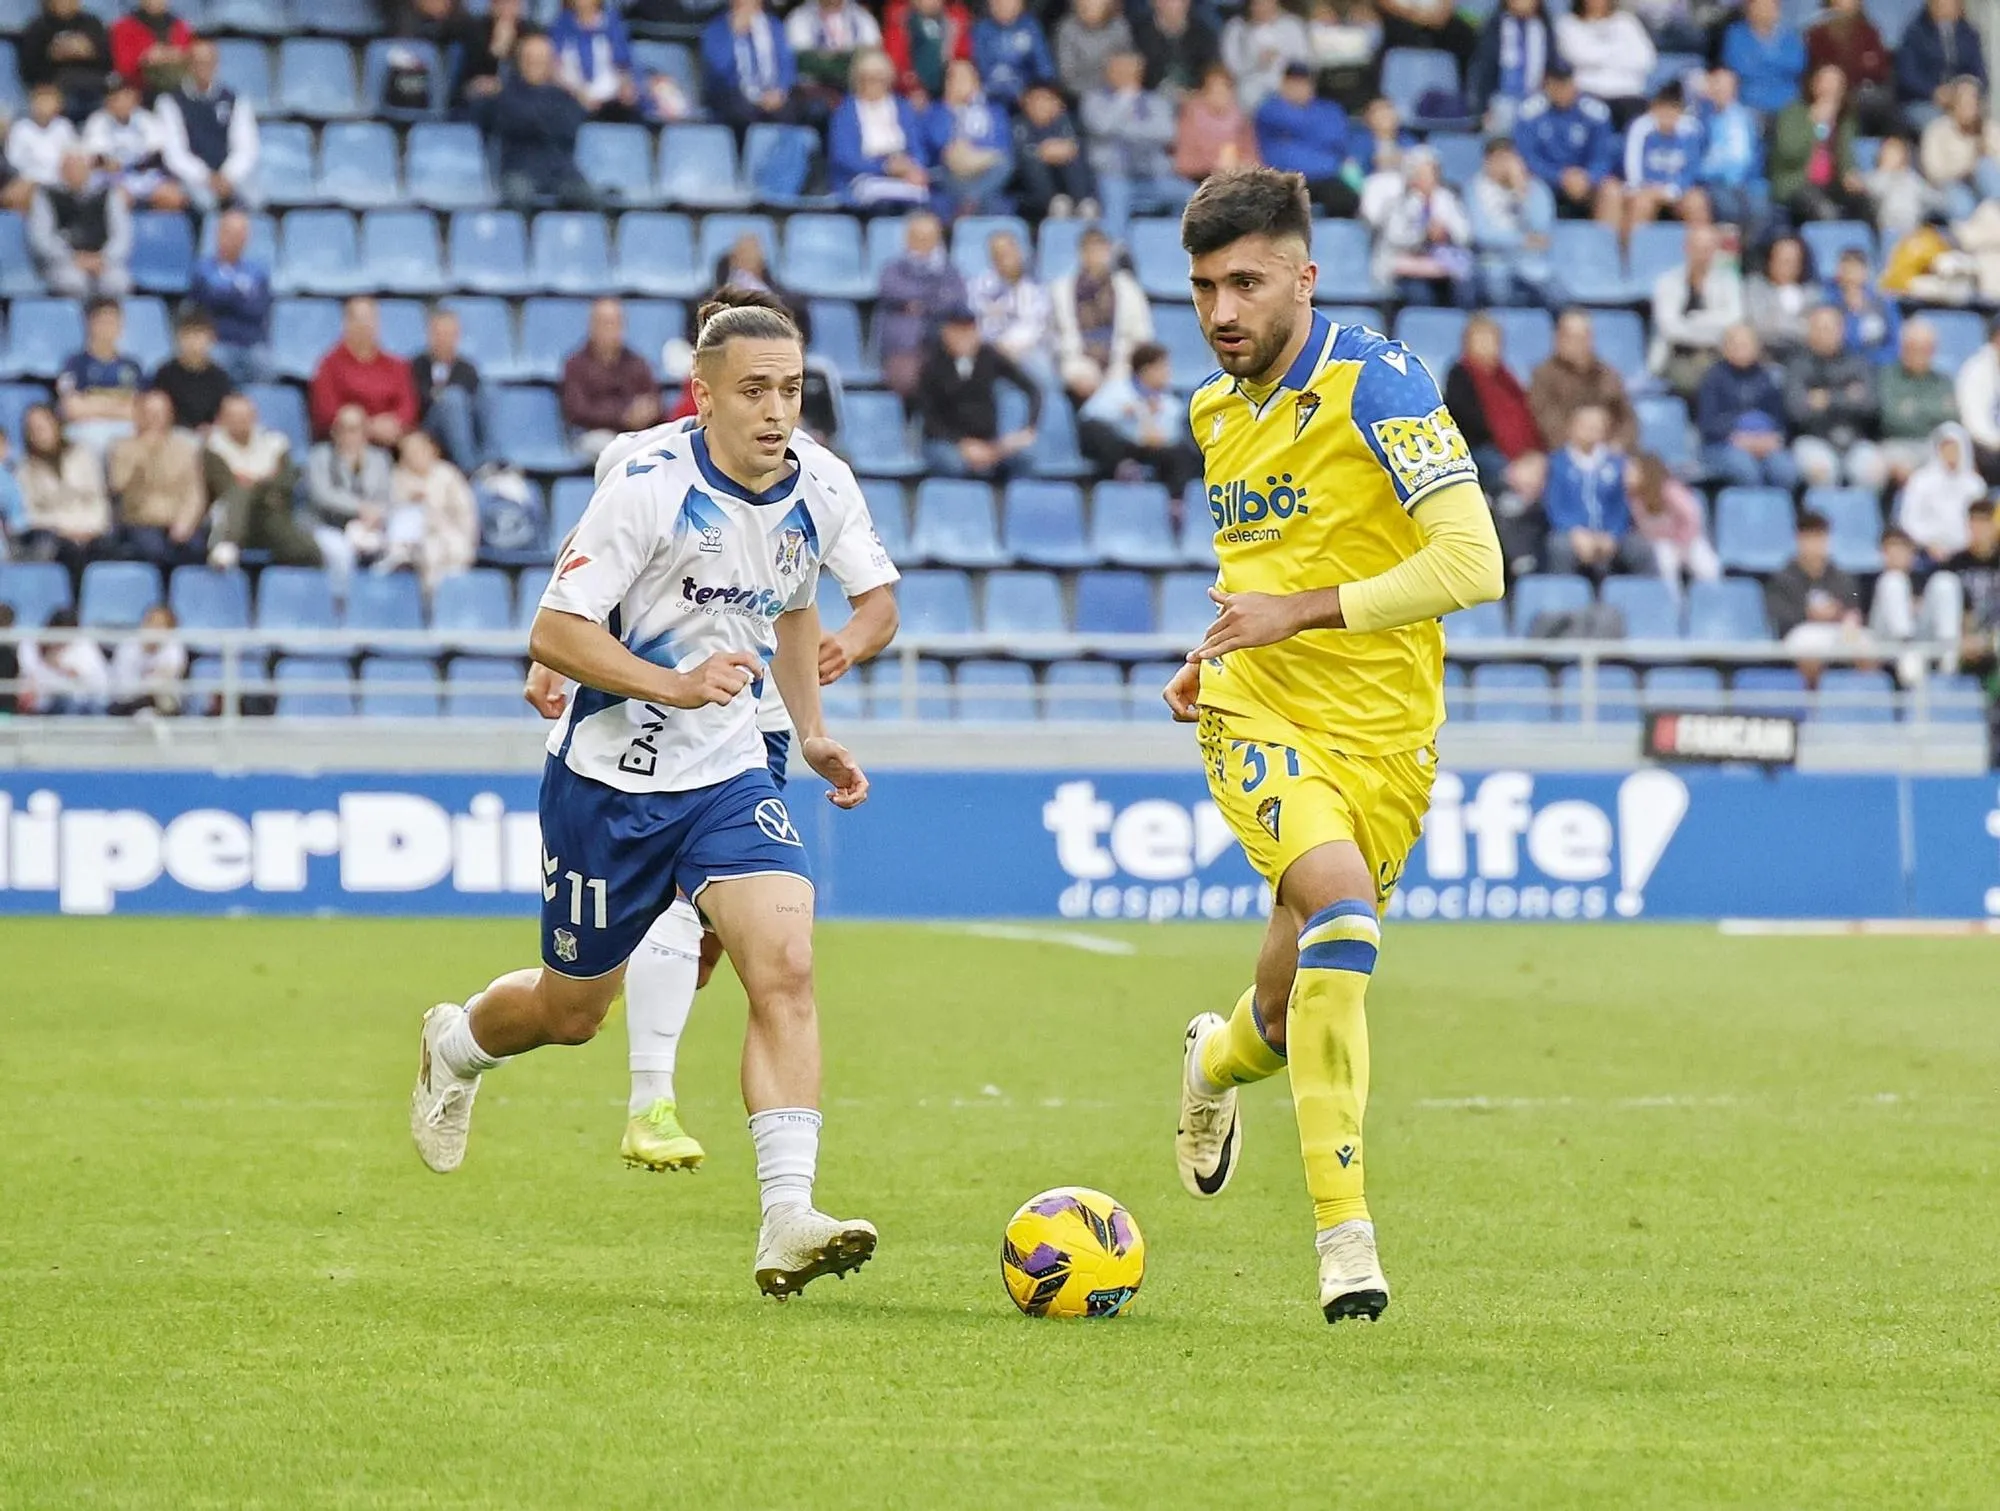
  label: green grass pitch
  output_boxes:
[4,917,1999,1509]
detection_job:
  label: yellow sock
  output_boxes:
[1288,901,1378,1231]
[1198,987,1287,1090]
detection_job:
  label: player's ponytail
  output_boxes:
[693,288,802,366]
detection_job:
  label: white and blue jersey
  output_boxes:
[1623,112,1703,196]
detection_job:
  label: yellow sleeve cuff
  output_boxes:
[1339,480,1505,635]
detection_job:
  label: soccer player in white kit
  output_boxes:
[410,293,883,1297]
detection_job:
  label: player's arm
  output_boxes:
[820,584,899,683]
[525,524,584,717]
[773,604,868,809]
[529,608,757,709]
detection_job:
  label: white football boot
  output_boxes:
[1317,1219,1390,1323]
[753,1207,878,1299]
[410,1003,481,1173]
[1176,1012,1242,1199]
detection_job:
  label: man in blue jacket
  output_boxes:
[475,34,594,209]
[1255,62,1352,214]
[1896,0,1987,118]
[1696,322,1800,487]
[1543,402,1653,576]
[186,207,271,382]
[972,0,1055,108]
[700,0,803,132]
[1514,58,1623,225]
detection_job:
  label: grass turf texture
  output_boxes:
[4,919,1999,1509]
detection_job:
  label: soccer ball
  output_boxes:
[1000,1187,1145,1318]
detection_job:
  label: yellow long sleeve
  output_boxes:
[1338,480,1505,635]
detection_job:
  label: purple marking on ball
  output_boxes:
[1109,1209,1136,1253]
[1017,1243,1068,1278]
[1031,1193,1084,1220]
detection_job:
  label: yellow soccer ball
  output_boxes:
[1000,1187,1145,1318]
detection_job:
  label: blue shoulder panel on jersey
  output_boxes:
[1346,336,1476,507]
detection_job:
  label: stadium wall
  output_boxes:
[2,766,1998,922]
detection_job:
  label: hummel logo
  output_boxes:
[542,850,559,901]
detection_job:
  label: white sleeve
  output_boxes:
[81,113,111,159]
[155,97,208,186]
[222,99,259,184]
[822,487,901,597]
[539,472,666,623]
[1624,119,1646,185]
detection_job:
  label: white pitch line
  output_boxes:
[934,923,1138,955]
[1718,918,2000,937]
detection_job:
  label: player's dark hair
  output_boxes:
[1179,167,1313,258]
[693,287,801,365]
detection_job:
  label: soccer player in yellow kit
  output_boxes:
[1163,169,1505,1323]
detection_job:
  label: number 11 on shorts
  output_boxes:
[542,850,609,929]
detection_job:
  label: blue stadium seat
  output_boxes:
[445,657,529,718]
[1179,483,1217,566]
[360,210,447,294]
[950,214,1032,282]
[1626,222,1686,297]
[806,298,874,385]
[575,122,658,206]
[1508,573,1592,632]
[449,211,532,295]
[488,386,580,472]
[531,212,615,295]
[0,561,74,625]
[214,37,276,102]
[1025,390,1093,480]
[1153,304,1218,391]
[0,214,37,298]
[276,38,362,118]
[1686,577,1771,640]
[259,120,317,207]
[316,121,401,208]
[440,296,519,380]
[1159,568,1217,638]
[632,40,699,101]
[405,123,495,210]
[1002,481,1094,567]
[982,570,1067,655]
[306,0,379,37]
[1075,569,1155,653]
[343,571,425,640]
[1714,486,1796,573]
[1731,664,1808,716]
[256,566,338,635]
[0,42,17,115]
[1591,309,1648,384]
[1091,481,1179,568]
[614,212,703,298]
[1649,50,1705,90]
[1044,660,1127,720]
[911,480,1005,567]
[1380,48,1468,125]
[168,566,251,648]
[868,656,951,720]
[954,659,1037,721]
[359,656,441,717]
[842,391,920,477]
[783,214,871,300]
[276,209,363,296]
[243,382,309,457]
[0,298,83,378]
[432,569,514,647]
[1469,662,1553,721]
[1392,308,1466,385]
[895,570,975,636]
[1442,659,1470,720]
[362,38,444,119]
[1922,308,1984,373]
[1126,217,1185,299]
[513,571,545,630]
[79,562,163,628]
[1814,667,1896,723]
[815,574,854,635]
[1800,220,1875,274]
[122,298,173,371]
[1311,220,1376,302]
[517,297,591,383]
[697,213,779,273]
[1557,663,1640,724]
[131,211,195,295]
[1550,222,1625,304]
[865,214,915,280]
[743,122,822,204]
[624,299,683,379]
[1490,307,1553,383]
[1428,131,1484,186]
[1442,599,1505,643]
[1806,486,1884,573]
[1636,393,1695,472]
[269,298,342,380]
[1601,575,1682,639]
[1126,660,1187,720]
[661,125,749,210]
[276,656,356,717]
[375,297,429,358]
[1036,218,1086,281]
[1643,664,1726,709]
[1923,672,1987,724]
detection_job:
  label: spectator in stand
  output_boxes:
[876,211,966,395]
[1622,83,1709,240]
[310,297,418,448]
[972,0,1055,108]
[1719,0,1805,117]
[384,431,478,594]
[1543,404,1651,577]
[1744,234,1814,360]
[1879,318,1959,484]
[1376,0,1477,83]
[1362,144,1472,306]
[554,0,643,123]
[1896,420,1984,560]
[6,85,80,196]
[1079,340,1201,492]
[150,311,231,433]
[829,48,932,209]
[1765,511,1863,658]
[562,298,662,460]
[1553,0,1653,128]
[1785,301,1884,489]
[20,0,113,122]
[19,608,110,714]
[1445,312,1547,565]
[1051,225,1152,400]
[1694,67,1765,235]
[109,0,195,98]
[1948,501,2000,670]
[1867,134,1947,239]
[1957,314,2000,483]
[1057,0,1137,102]
[0,606,20,717]
[107,602,187,717]
[1695,322,1798,487]
[885,0,974,98]
[1805,0,1894,133]
[83,79,184,210]
[1308,0,1383,115]
[1769,64,1869,224]
[30,149,132,299]
[109,389,205,566]
[1869,523,1962,683]
[57,298,143,456]
[14,404,112,580]
[1895,0,1987,125]
[1629,451,1721,591]
[1139,0,1221,97]
[1221,0,1311,112]
[1469,0,1559,135]
[204,391,316,570]
[917,306,1041,480]
[1919,77,2000,220]
[155,39,260,211]
[414,308,483,473]
[1255,62,1351,214]
[1177,62,1260,185]
[699,0,801,133]
[306,404,395,593]
[1529,307,1639,455]
[1350,94,1413,179]
[968,230,1053,377]
[1514,59,1622,226]
[925,58,1014,217]
[477,33,593,210]
[789,0,883,100]
[1651,223,1742,396]
[1468,137,1555,306]
[187,209,272,382]
[1827,248,1900,366]
[455,0,526,109]
[1083,50,1190,232]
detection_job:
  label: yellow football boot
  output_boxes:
[621,1099,705,1171]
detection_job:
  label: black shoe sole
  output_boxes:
[1322,1288,1389,1324]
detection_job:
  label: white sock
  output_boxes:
[747,1107,821,1216]
[625,937,699,1114]
[437,999,503,1080]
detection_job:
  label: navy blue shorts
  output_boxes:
[763,728,791,789]
[538,755,811,977]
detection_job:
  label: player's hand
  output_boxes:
[818,631,853,684]
[523,661,568,719]
[1189,587,1307,661]
[803,735,868,808]
[665,651,760,708]
[1162,660,1201,722]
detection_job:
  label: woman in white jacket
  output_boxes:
[1049,226,1154,400]
[384,430,479,595]
[1553,0,1655,124]
[1896,422,1987,562]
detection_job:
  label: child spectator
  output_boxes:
[1513,59,1623,226]
[57,297,144,456]
[1827,249,1901,366]
[1693,68,1764,234]
[1719,0,1805,116]
[1867,134,1947,239]
[1766,510,1864,659]
[925,58,1013,217]
[1896,420,1984,560]
[20,608,110,715]
[1785,302,1885,489]
[1221,0,1311,111]
[1054,0,1133,101]
[81,80,183,211]
[1011,81,1094,218]
[1078,341,1202,493]
[150,312,232,434]
[1696,323,1798,487]
[1554,0,1654,127]
[1176,63,1260,184]
[1629,451,1721,591]
[830,48,932,208]
[1254,62,1350,214]
[1544,404,1652,576]
[108,603,186,717]
[1467,138,1555,307]
[1744,234,1814,359]
[1622,82,1709,240]
[1468,0,1558,135]
[1869,524,1962,684]
[5,84,80,193]
[971,0,1054,108]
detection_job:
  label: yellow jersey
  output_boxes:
[1190,310,1479,756]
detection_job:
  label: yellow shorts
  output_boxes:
[1197,707,1435,909]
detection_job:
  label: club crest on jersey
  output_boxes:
[1256,795,1282,840]
[1293,390,1321,440]
[774,525,808,576]
[1371,406,1475,496]
[552,928,578,963]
